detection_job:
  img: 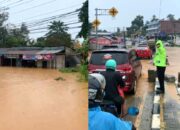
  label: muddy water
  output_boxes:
[125,59,154,127]
[0,67,87,130]
[125,47,180,128]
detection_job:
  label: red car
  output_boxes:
[88,48,142,94]
[136,43,152,59]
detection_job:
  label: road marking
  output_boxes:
[152,114,160,129]
[154,95,160,103]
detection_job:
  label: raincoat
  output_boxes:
[153,40,167,67]
[88,106,132,130]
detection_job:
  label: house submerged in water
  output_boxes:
[0,47,80,69]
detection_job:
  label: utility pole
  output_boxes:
[123,27,126,48]
[93,7,118,50]
[95,8,98,49]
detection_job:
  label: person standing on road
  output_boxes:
[101,59,125,115]
[88,73,135,130]
[153,39,167,94]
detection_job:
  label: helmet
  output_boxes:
[105,59,117,70]
[88,73,106,103]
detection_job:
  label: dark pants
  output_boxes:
[157,66,166,92]
[113,96,124,115]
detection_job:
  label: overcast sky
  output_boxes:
[89,0,180,32]
[0,0,85,40]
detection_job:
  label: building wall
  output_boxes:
[55,55,65,69]
[160,21,180,34]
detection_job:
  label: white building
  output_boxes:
[146,21,160,37]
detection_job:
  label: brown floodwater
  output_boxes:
[0,67,87,130]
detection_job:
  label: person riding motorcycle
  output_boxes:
[101,59,125,115]
[88,73,135,130]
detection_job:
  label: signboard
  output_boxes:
[92,19,101,27]
[5,54,19,59]
[109,7,118,17]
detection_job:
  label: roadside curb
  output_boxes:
[151,78,164,130]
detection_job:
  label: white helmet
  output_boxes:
[88,73,106,103]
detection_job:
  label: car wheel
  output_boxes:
[131,79,137,95]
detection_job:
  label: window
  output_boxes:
[90,51,128,65]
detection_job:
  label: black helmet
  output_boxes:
[88,73,106,103]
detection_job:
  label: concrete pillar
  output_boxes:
[37,61,42,68]
[148,69,156,82]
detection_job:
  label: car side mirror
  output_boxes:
[128,107,139,116]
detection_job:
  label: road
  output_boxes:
[125,47,180,129]
[0,67,87,130]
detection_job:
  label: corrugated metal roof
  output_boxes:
[0,47,65,55]
[37,48,64,54]
[5,50,40,55]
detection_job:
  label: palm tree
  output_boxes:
[45,21,72,47]
[46,21,68,37]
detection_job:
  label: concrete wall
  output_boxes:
[55,55,65,69]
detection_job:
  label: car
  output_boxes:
[102,44,126,49]
[136,43,152,59]
[164,42,170,46]
[88,48,142,94]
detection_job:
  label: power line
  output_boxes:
[20,3,82,21]
[13,0,57,14]
[29,21,81,31]
[15,9,80,27]
[2,0,24,7]
[9,0,37,8]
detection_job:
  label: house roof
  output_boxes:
[0,47,65,55]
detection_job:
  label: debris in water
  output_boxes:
[55,77,66,81]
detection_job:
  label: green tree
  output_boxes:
[45,21,72,47]
[127,15,144,37]
[5,23,30,47]
[151,15,159,22]
[167,14,175,21]
[20,23,29,41]
[78,0,88,38]
[34,37,46,47]
[0,11,8,46]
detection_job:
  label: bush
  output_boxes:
[59,64,88,81]
[79,64,88,81]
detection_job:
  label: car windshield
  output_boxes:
[90,51,128,65]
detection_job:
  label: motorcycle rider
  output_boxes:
[101,59,125,115]
[88,73,135,130]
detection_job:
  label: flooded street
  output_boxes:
[0,67,87,130]
[125,47,180,129]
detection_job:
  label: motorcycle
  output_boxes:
[100,101,139,130]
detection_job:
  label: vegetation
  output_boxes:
[78,0,88,39]
[0,11,29,47]
[59,64,88,81]
[127,15,145,37]
[167,14,175,21]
